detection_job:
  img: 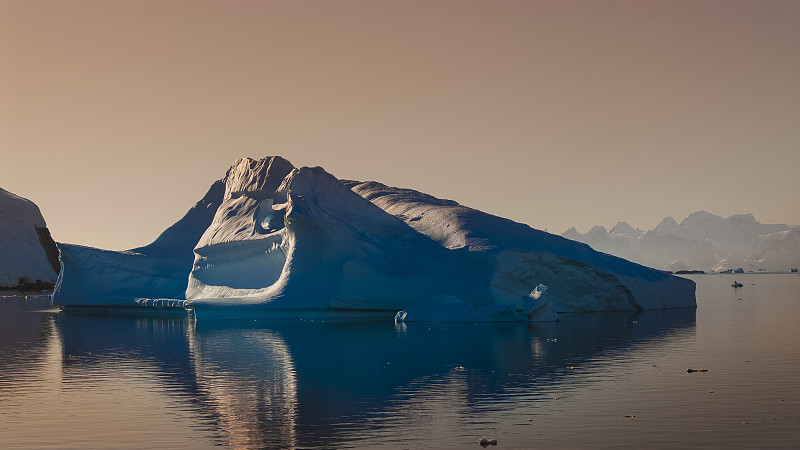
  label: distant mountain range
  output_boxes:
[562,211,800,272]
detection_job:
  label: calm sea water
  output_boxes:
[1,274,798,449]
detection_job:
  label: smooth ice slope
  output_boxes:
[0,188,59,288]
[53,156,696,320]
[54,181,225,305]
[346,181,695,316]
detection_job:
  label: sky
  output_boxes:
[2,0,799,251]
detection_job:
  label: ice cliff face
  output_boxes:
[53,156,696,321]
[0,188,60,289]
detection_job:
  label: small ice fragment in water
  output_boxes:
[478,436,498,446]
[455,365,465,371]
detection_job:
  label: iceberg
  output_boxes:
[53,156,696,321]
[0,187,60,290]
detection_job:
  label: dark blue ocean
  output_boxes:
[1,274,798,448]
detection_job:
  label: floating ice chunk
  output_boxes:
[521,284,559,322]
[478,435,498,446]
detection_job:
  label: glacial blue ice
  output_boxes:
[52,156,696,321]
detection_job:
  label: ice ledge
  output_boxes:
[134,298,190,308]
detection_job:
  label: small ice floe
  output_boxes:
[687,368,708,373]
[523,284,558,322]
[478,436,498,446]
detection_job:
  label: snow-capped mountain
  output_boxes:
[53,156,695,320]
[562,211,799,272]
[0,187,60,289]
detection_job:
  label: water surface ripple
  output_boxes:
[0,274,798,448]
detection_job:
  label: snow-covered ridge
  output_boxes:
[0,187,60,289]
[562,211,799,272]
[53,156,696,321]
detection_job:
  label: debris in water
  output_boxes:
[478,435,498,446]
[624,414,636,419]
[709,389,715,394]
[566,365,575,369]
[455,365,465,371]
[687,368,708,373]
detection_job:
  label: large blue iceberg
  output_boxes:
[53,156,696,321]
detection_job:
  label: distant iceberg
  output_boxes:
[53,156,696,321]
[0,187,60,290]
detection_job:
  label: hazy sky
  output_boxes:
[2,0,799,250]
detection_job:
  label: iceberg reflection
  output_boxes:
[55,307,695,447]
[0,295,58,392]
